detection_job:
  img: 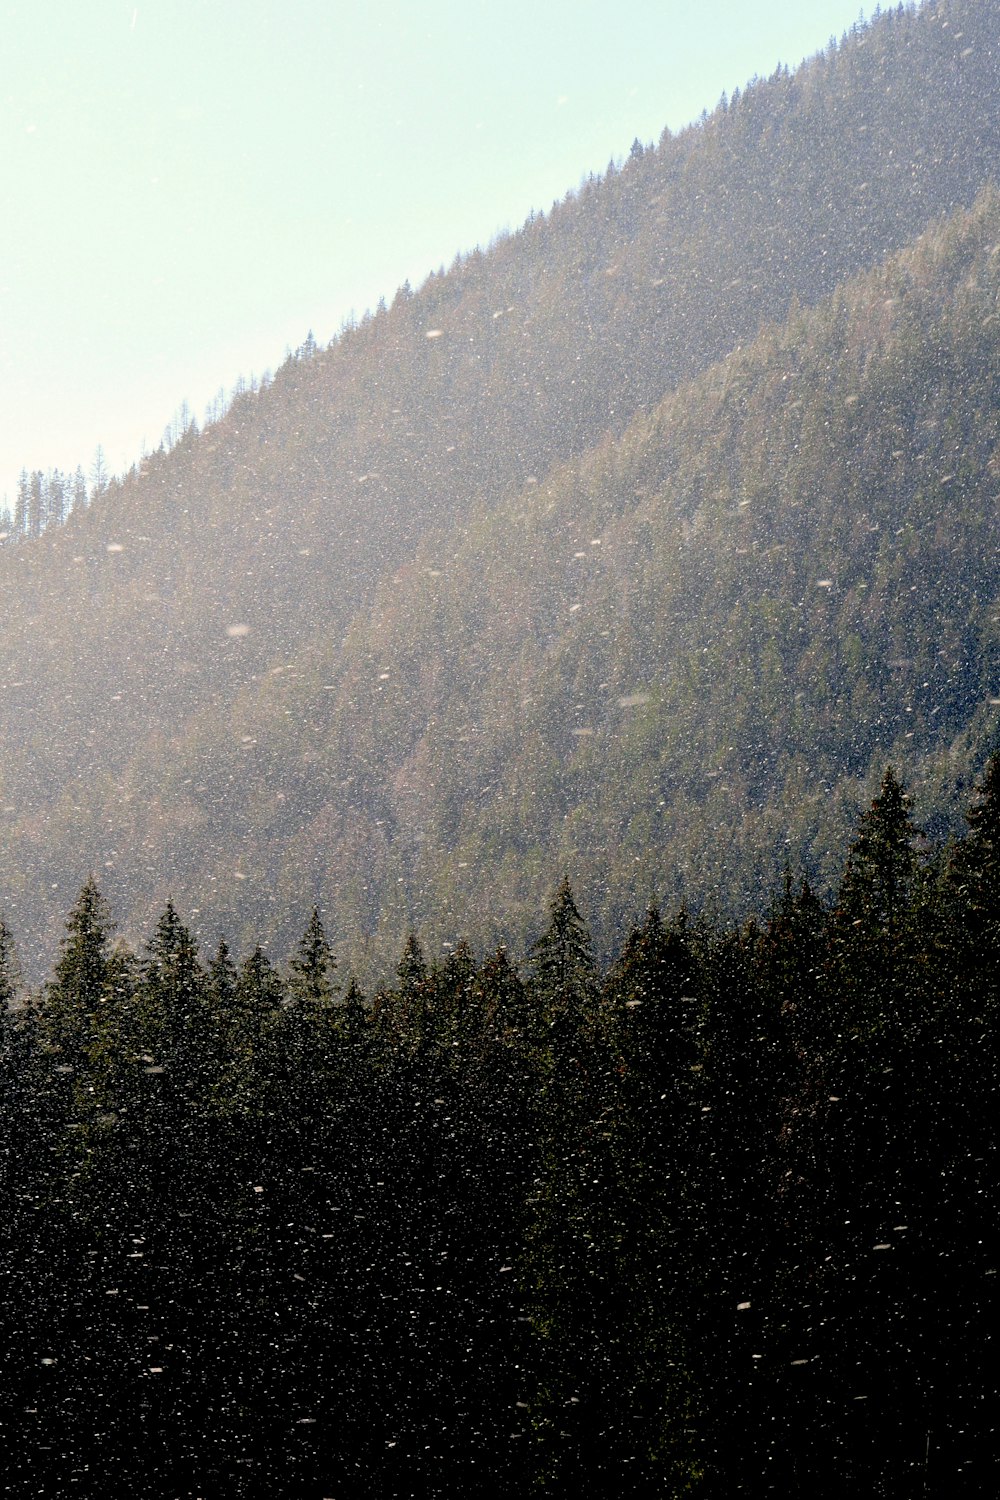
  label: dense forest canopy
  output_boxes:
[0,758,997,1492]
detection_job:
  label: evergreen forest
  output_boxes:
[0,0,997,979]
[1,760,997,1494]
[1,0,999,1490]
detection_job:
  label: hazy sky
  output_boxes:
[1,0,874,505]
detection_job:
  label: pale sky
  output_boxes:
[0,0,875,506]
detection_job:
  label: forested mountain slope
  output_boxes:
[1,0,999,972]
[132,186,999,971]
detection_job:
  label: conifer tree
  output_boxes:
[396,929,428,991]
[287,906,337,1013]
[13,470,28,536]
[141,899,203,1059]
[594,906,705,1488]
[198,938,238,1104]
[431,938,477,1053]
[207,937,238,1012]
[46,469,66,529]
[528,876,599,1032]
[70,465,87,515]
[216,946,284,1118]
[761,870,829,1058]
[27,471,44,538]
[523,882,619,1489]
[606,904,701,1081]
[829,765,923,1040]
[41,877,114,1069]
[475,943,531,1048]
[389,930,430,1052]
[235,946,283,1051]
[274,909,340,1140]
[837,766,920,938]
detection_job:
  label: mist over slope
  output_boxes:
[144,187,999,972]
[1,0,998,974]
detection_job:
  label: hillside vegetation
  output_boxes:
[0,0,998,974]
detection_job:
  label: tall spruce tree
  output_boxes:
[274,908,340,1141]
[388,930,430,1053]
[141,900,204,1058]
[523,882,616,1491]
[287,907,337,1013]
[228,947,284,1113]
[829,765,923,1041]
[41,876,114,1070]
[529,876,599,1036]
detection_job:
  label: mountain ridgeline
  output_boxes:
[1,0,999,975]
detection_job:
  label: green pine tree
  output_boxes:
[40,877,114,1070]
[287,906,338,1013]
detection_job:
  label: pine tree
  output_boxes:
[90,445,108,497]
[596,906,705,1488]
[71,465,88,515]
[837,766,920,939]
[286,906,337,1013]
[40,877,114,1070]
[387,930,430,1052]
[141,899,203,1059]
[606,904,701,1080]
[396,930,427,991]
[27,471,44,538]
[274,909,340,1139]
[522,882,617,1490]
[430,938,477,1053]
[528,876,599,1031]
[13,470,28,537]
[475,944,531,1048]
[829,765,923,1041]
[207,938,238,1012]
[224,946,283,1116]
[46,469,66,529]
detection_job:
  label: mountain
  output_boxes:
[1,0,999,976]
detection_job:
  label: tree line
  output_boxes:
[0,465,89,540]
[1,757,997,1495]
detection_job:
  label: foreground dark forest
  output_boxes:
[1,759,997,1496]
